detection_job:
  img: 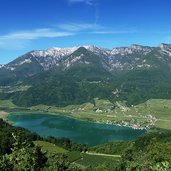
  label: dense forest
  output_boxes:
[1,46,171,108]
[1,65,171,108]
[0,119,86,170]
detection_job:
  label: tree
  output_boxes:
[94,164,109,171]
[43,153,80,171]
[0,133,47,171]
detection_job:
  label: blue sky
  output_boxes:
[0,0,171,64]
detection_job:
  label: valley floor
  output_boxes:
[0,98,171,130]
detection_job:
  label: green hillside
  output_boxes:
[0,119,171,170]
[33,141,68,154]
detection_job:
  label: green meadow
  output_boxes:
[0,98,171,129]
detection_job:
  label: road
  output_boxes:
[85,152,121,158]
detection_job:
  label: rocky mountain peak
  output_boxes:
[0,64,4,69]
[158,43,171,57]
[83,45,111,56]
[159,43,171,49]
[31,46,79,58]
[131,44,148,50]
[2,43,171,73]
[110,44,152,56]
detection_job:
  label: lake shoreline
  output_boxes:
[7,112,147,146]
[0,111,14,125]
[6,110,148,131]
[0,111,9,119]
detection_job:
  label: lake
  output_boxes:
[8,113,146,146]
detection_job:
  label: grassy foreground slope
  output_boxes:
[33,140,120,170]
[33,141,68,154]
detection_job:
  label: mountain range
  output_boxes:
[1,43,171,107]
[0,44,154,73]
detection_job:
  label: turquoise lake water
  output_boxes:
[8,113,146,146]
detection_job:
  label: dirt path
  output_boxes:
[86,152,121,158]
[157,119,171,121]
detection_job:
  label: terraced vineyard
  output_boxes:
[33,140,120,170]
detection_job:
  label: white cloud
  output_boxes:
[58,23,137,35]
[0,28,75,50]
[68,0,94,5]
[58,23,102,32]
[0,24,137,50]
[92,30,137,34]
[0,28,74,41]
